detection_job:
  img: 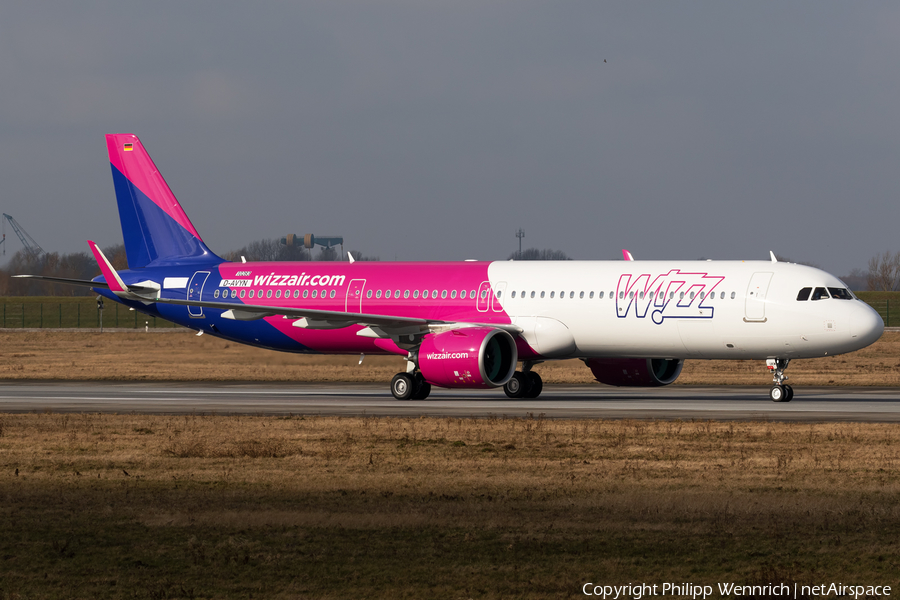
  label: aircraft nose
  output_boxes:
[851,301,884,348]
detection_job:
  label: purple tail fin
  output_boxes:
[106,133,222,268]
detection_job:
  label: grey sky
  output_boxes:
[1,2,899,276]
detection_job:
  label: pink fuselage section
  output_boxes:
[209,261,530,357]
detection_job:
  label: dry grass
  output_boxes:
[0,330,899,386]
[0,413,898,597]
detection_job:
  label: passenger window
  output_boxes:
[241,290,247,299]
[811,287,830,301]
[275,290,281,299]
[231,290,237,299]
[797,287,812,301]
[330,290,335,298]
[719,291,724,300]
[679,292,685,300]
[540,291,545,298]
[312,290,317,298]
[433,290,438,298]
[550,291,555,298]
[404,290,410,298]
[292,289,298,299]
[214,290,220,298]
[588,291,593,299]
[376,290,382,299]
[441,290,447,299]
[639,292,644,300]
[669,292,675,300]
[580,291,585,299]
[690,292,695,300]
[450,290,456,299]
[570,291,575,299]
[249,290,255,299]
[303,290,308,298]
[366,290,372,299]
[413,290,420,299]
[530,291,535,298]
[829,288,853,300]
[730,292,735,299]
[619,292,624,299]
[599,291,604,299]
[385,290,391,299]
[421,290,428,299]
[496,290,502,298]
[511,291,516,298]
[266,290,273,299]
[481,290,488,299]
[520,290,525,298]
[395,290,400,298]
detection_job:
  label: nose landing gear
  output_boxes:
[767,358,793,402]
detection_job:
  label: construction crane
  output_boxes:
[2,213,45,260]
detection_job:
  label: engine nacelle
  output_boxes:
[418,327,517,389]
[585,357,683,387]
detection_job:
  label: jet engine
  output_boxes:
[418,327,517,389]
[584,357,683,387]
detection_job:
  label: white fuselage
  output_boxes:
[487,260,883,360]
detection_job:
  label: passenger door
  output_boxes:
[187,271,210,318]
[744,272,773,322]
[346,279,366,313]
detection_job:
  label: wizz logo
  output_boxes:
[616,270,725,324]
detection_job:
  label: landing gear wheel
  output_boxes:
[783,385,794,402]
[411,373,431,400]
[765,358,792,402]
[391,373,414,400]
[770,385,787,402]
[524,371,543,398]
[504,372,527,398]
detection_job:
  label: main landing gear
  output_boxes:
[391,372,431,401]
[767,358,793,402]
[390,366,544,400]
[503,363,543,399]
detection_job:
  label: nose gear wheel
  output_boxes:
[766,359,793,402]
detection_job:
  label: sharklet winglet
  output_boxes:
[87,240,128,294]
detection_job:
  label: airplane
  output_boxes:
[17,134,884,403]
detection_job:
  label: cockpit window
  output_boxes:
[828,287,853,300]
[811,287,830,301]
[796,287,812,301]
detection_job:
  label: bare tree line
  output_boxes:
[866,251,900,291]
[0,244,127,296]
[221,238,378,263]
[0,238,378,296]
[507,248,571,260]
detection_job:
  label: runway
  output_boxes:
[0,382,899,421]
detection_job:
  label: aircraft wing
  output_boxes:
[12,274,157,295]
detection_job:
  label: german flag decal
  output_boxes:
[124,143,133,152]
